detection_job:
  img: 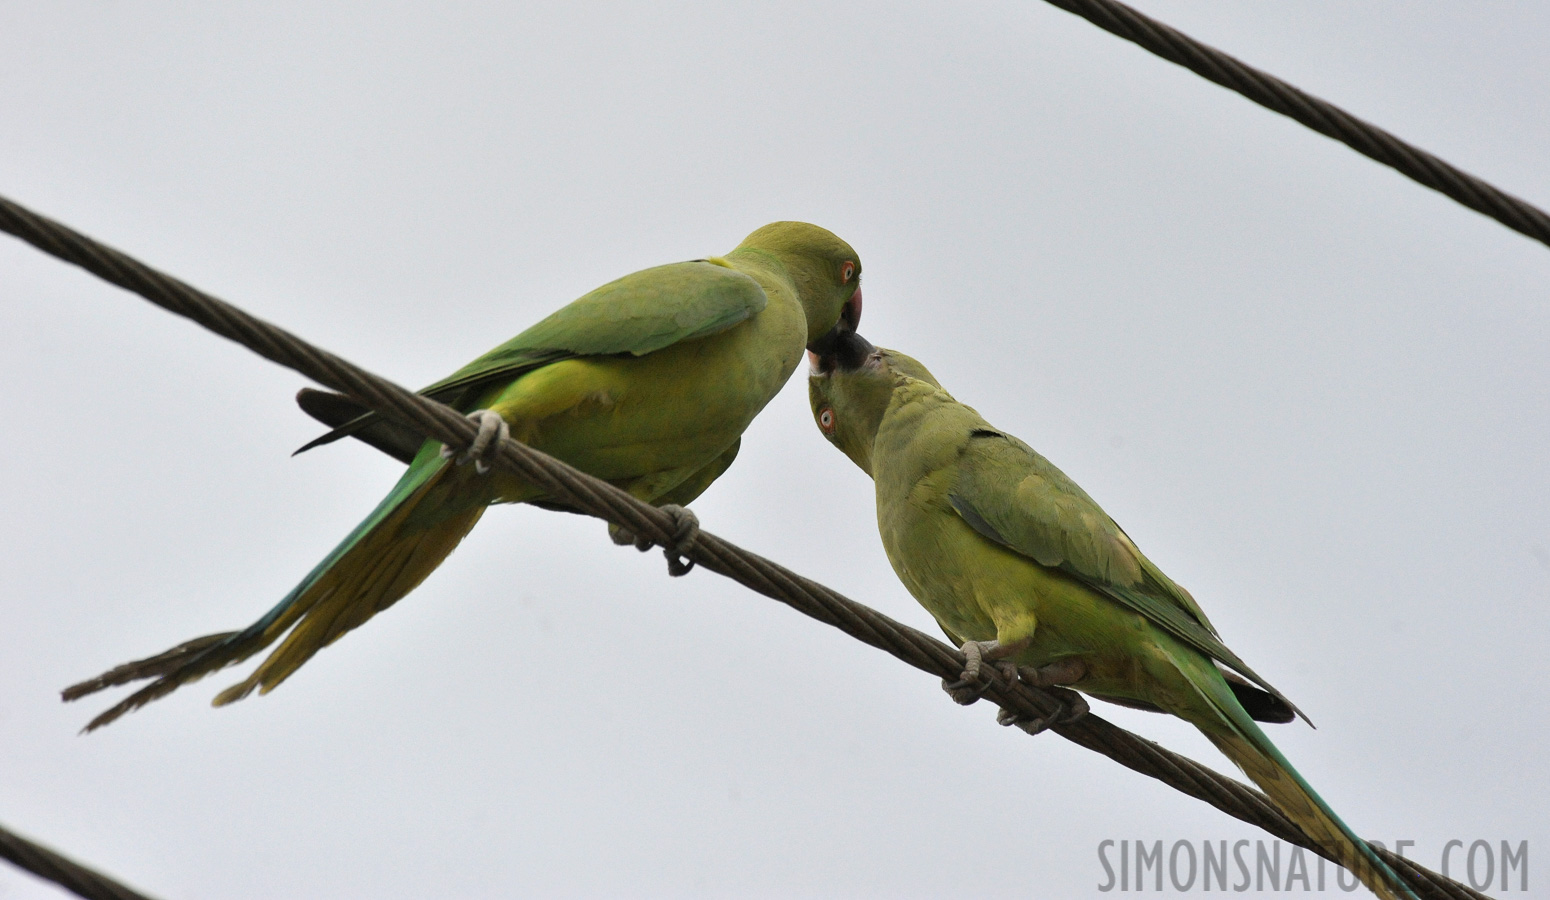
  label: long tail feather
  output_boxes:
[211,503,482,706]
[65,452,486,730]
[60,632,238,701]
[294,388,427,463]
[1195,680,1415,899]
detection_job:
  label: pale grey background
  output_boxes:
[1,3,1545,897]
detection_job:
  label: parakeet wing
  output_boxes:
[297,260,768,453]
[947,429,1302,719]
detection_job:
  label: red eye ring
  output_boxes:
[840,261,855,284]
[819,407,836,434]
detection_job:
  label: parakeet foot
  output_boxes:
[941,639,1026,705]
[610,505,700,576]
[609,521,648,548]
[658,504,700,576]
[439,409,510,474]
[996,687,1090,736]
[1017,657,1087,687]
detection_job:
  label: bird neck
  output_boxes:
[726,247,801,307]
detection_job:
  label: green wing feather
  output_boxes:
[297,260,768,453]
[491,258,765,357]
[947,430,1306,723]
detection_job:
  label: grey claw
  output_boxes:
[996,687,1089,736]
[941,676,991,706]
[442,409,509,474]
[610,506,701,576]
[942,641,1006,705]
[997,705,1057,736]
[960,640,985,683]
[660,505,700,576]
[1059,689,1091,724]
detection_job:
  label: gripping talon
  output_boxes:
[610,506,700,576]
[1015,656,1087,688]
[440,409,510,473]
[1060,690,1090,724]
[608,522,638,546]
[997,703,1059,736]
[959,640,985,682]
[942,640,1000,705]
[941,674,994,706]
[660,505,699,576]
[997,705,1055,736]
[996,687,1089,736]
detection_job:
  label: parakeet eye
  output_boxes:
[840,261,855,284]
[818,407,836,434]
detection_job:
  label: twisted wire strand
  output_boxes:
[0,822,160,900]
[1038,0,1550,250]
[0,195,1490,899]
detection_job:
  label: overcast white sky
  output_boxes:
[2,3,1546,898]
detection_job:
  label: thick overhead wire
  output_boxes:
[1037,0,1550,251]
[0,196,1490,900]
[0,821,161,900]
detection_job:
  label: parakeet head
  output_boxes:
[734,222,863,351]
[808,338,939,476]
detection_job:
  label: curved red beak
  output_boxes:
[841,285,862,333]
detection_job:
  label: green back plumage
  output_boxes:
[812,348,1304,723]
[71,222,865,731]
[811,345,1414,899]
[812,345,1419,898]
[818,351,1302,721]
[297,260,767,453]
[457,260,766,362]
[945,430,1306,724]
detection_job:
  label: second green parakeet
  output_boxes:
[65,222,864,730]
[807,337,1414,900]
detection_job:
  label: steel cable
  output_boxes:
[0,822,161,900]
[1037,0,1550,251]
[0,195,1490,899]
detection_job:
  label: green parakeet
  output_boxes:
[807,338,1414,900]
[65,222,864,731]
